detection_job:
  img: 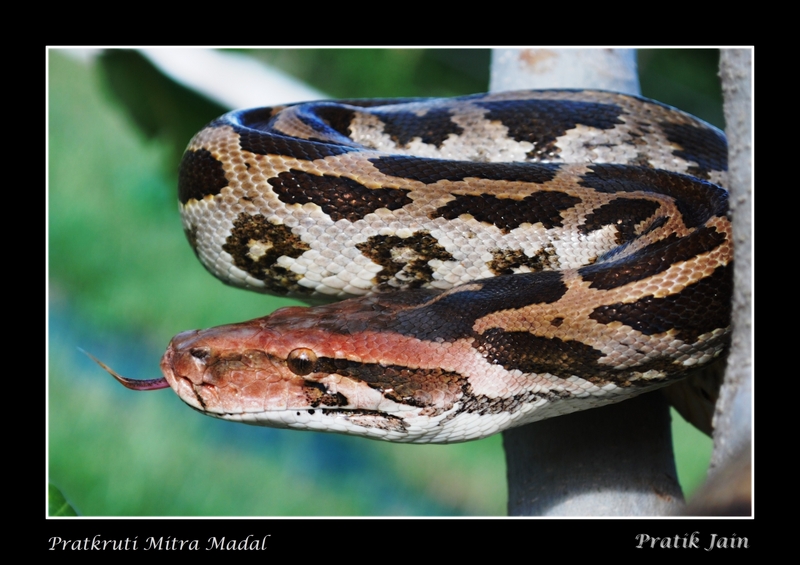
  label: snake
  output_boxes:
[105,89,732,444]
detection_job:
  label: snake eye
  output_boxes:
[287,348,317,376]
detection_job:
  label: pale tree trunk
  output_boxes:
[492,48,750,516]
[684,49,752,516]
[713,49,752,466]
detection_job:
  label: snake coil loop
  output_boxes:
[153,90,732,443]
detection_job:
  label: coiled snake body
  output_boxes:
[120,90,732,443]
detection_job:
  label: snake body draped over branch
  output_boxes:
[116,90,732,444]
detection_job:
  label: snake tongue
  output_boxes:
[81,348,171,391]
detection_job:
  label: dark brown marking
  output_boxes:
[222,213,312,295]
[240,131,353,160]
[488,247,558,275]
[303,381,348,408]
[455,387,573,417]
[579,198,662,245]
[178,148,228,204]
[475,329,605,381]
[192,390,207,410]
[370,156,560,184]
[229,108,354,160]
[314,358,467,413]
[269,170,412,223]
[477,99,625,159]
[342,411,408,432]
[393,271,568,342]
[658,121,728,180]
[580,226,727,290]
[589,263,732,344]
[376,108,463,148]
[221,107,278,130]
[642,215,669,235]
[474,329,687,388]
[356,232,454,290]
[301,104,357,140]
[629,152,656,167]
[433,191,580,232]
[579,165,728,228]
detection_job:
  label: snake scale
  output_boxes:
[112,90,732,444]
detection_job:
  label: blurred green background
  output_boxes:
[48,48,722,516]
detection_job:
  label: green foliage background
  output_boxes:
[48,48,721,516]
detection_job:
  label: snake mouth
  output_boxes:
[204,405,412,437]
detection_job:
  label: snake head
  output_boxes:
[158,306,424,432]
[156,299,489,442]
[160,321,309,417]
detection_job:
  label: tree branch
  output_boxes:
[492,48,687,516]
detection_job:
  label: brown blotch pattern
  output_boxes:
[477,99,625,159]
[377,108,463,148]
[488,246,559,275]
[474,329,682,388]
[579,198,662,245]
[589,263,733,344]
[341,411,408,432]
[223,107,277,130]
[432,191,580,232]
[178,148,229,204]
[232,107,354,160]
[222,213,311,295]
[658,121,728,180]
[370,156,561,184]
[301,104,356,139]
[580,226,727,290]
[303,381,348,408]
[475,329,604,381]
[456,387,573,417]
[356,232,455,290]
[315,357,467,413]
[269,170,412,223]
[579,164,728,228]
[393,271,568,342]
